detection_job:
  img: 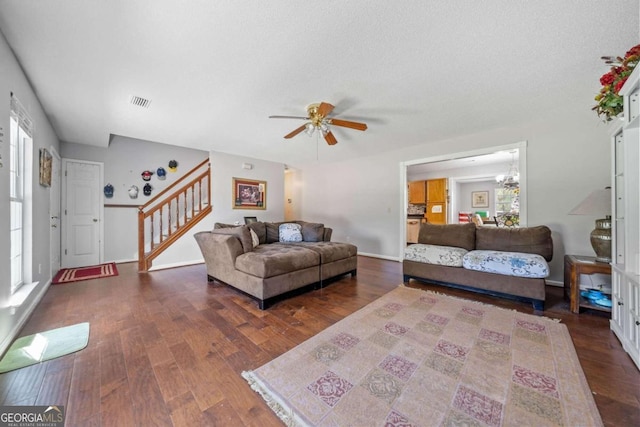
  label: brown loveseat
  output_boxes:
[403,223,553,310]
[194,221,357,309]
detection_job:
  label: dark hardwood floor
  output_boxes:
[0,256,638,426]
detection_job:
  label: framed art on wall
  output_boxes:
[233,177,266,209]
[39,148,52,187]
[471,191,489,208]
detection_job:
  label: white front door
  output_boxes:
[50,148,62,276]
[62,159,103,268]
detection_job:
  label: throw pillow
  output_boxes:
[299,222,325,242]
[247,221,267,244]
[265,222,283,243]
[250,229,260,248]
[279,223,303,242]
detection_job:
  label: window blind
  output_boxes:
[10,92,34,137]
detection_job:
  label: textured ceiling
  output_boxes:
[0,1,638,166]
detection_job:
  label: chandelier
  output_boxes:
[496,154,519,189]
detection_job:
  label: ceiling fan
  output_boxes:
[269,102,367,145]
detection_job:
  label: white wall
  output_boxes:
[295,109,612,282]
[61,136,209,263]
[458,180,497,218]
[0,32,61,354]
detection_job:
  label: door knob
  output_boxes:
[51,224,57,228]
[93,218,98,222]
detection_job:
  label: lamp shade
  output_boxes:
[568,187,611,216]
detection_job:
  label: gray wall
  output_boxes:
[0,32,61,354]
[60,135,209,262]
[294,110,611,283]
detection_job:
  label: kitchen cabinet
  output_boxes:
[425,203,446,224]
[426,178,447,203]
[408,181,426,204]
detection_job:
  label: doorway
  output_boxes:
[401,142,527,254]
[49,148,61,276]
[61,159,104,268]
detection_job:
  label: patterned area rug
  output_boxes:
[242,286,602,426]
[52,262,118,284]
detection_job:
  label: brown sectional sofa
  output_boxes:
[194,221,357,309]
[403,223,553,310]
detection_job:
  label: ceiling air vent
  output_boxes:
[129,95,151,108]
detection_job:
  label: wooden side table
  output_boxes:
[563,255,612,314]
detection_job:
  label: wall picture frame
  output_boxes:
[39,148,52,187]
[471,191,489,208]
[233,177,266,209]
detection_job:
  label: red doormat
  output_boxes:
[53,262,118,284]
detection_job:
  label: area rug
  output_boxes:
[0,323,90,373]
[52,262,118,284]
[242,286,602,426]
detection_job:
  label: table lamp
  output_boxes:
[569,187,611,263]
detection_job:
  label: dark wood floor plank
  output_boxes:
[0,257,637,426]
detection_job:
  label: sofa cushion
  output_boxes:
[235,244,320,278]
[290,241,357,263]
[404,244,467,267]
[418,223,476,251]
[247,221,267,244]
[265,222,283,243]
[211,225,253,253]
[250,229,260,248]
[296,221,325,242]
[476,226,553,261]
[279,223,303,242]
[213,222,237,229]
[462,250,549,278]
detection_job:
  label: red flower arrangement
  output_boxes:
[593,44,640,121]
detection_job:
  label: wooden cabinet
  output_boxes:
[409,178,448,224]
[426,178,447,203]
[610,65,640,371]
[408,181,426,204]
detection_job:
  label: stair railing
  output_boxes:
[138,158,211,271]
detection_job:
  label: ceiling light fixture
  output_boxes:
[496,152,520,189]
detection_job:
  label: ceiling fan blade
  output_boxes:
[269,115,309,120]
[324,131,338,145]
[317,102,334,118]
[329,118,368,131]
[284,124,307,139]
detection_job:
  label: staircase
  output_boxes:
[138,158,211,271]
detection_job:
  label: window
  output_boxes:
[495,187,519,215]
[9,94,33,294]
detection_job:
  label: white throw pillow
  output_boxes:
[279,223,303,242]
[250,228,260,248]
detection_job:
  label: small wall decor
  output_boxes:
[128,185,139,199]
[471,191,489,208]
[39,148,52,187]
[141,170,153,181]
[104,183,114,198]
[143,183,152,196]
[168,160,178,172]
[233,177,266,209]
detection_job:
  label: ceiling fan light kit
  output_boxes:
[270,101,367,146]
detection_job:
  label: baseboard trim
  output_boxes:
[357,252,401,262]
[148,259,204,272]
